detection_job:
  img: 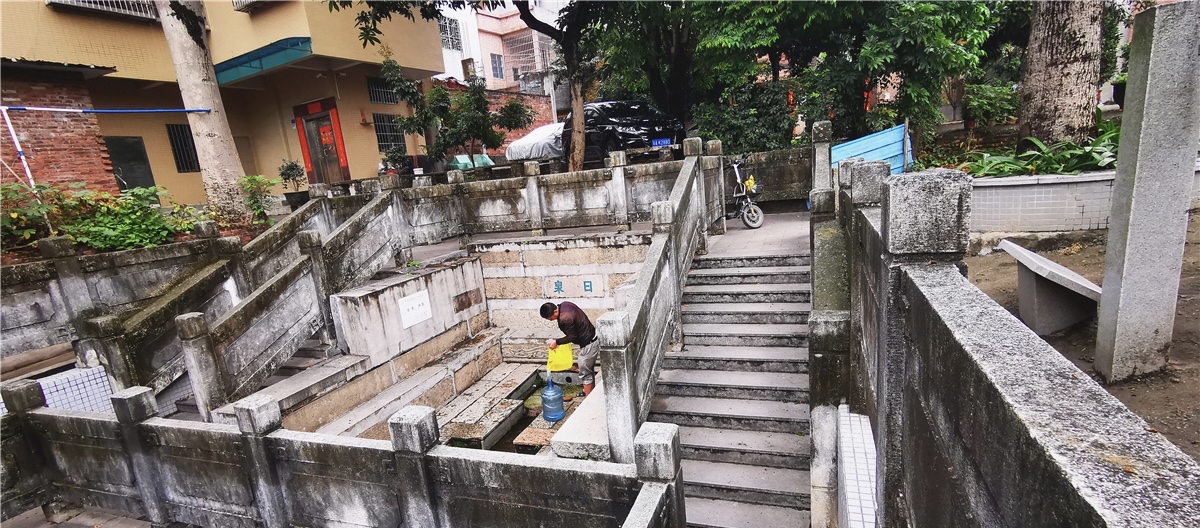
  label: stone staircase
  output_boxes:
[650,252,812,528]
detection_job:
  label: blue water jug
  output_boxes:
[542,379,565,422]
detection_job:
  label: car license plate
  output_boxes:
[651,138,671,147]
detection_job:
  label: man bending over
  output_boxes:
[541,301,597,396]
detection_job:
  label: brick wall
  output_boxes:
[0,69,116,193]
[485,90,553,155]
[971,163,1200,233]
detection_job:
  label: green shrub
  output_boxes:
[277,160,306,192]
[1,182,56,245]
[58,187,175,250]
[239,174,280,223]
[964,82,1020,127]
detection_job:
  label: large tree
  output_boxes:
[1018,0,1104,144]
[154,0,248,219]
[512,1,605,171]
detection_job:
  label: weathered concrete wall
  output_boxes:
[742,147,814,203]
[469,232,652,362]
[897,264,1200,527]
[330,256,488,370]
[826,166,1200,526]
[0,381,685,527]
[971,162,1200,233]
[627,161,684,221]
[0,413,46,519]
[1,237,218,358]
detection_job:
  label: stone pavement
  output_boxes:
[5,507,149,528]
[707,210,810,256]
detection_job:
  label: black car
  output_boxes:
[562,101,686,161]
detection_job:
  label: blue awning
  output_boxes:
[215,37,312,85]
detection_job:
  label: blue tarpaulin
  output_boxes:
[831,124,911,174]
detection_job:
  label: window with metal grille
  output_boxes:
[165,124,200,173]
[373,113,406,152]
[367,77,398,104]
[491,54,504,80]
[439,18,462,51]
[46,0,158,21]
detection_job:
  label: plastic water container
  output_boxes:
[541,379,565,422]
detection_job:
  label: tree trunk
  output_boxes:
[568,77,585,171]
[155,0,249,219]
[1018,0,1103,145]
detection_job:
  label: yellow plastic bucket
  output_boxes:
[547,343,574,372]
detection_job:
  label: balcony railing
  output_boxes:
[232,0,268,13]
[46,0,158,21]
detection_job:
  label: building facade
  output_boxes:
[1,0,443,205]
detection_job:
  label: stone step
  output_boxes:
[691,253,811,270]
[686,266,811,286]
[657,369,809,402]
[294,340,337,359]
[648,395,809,433]
[685,497,809,528]
[678,426,810,470]
[682,459,811,509]
[276,356,324,375]
[681,303,810,325]
[682,323,808,348]
[174,396,198,415]
[682,283,811,304]
[664,346,808,373]
[315,364,446,438]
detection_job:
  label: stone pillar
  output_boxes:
[413,175,434,188]
[233,394,288,528]
[297,230,335,344]
[175,312,226,421]
[210,235,251,297]
[597,311,638,464]
[812,121,833,192]
[80,315,133,391]
[1096,1,1200,382]
[682,137,702,158]
[608,151,631,231]
[704,140,722,157]
[382,175,414,265]
[633,422,686,528]
[388,406,439,527]
[39,237,97,366]
[526,175,545,236]
[0,380,83,524]
[705,141,727,235]
[110,387,169,525]
[875,169,972,528]
[447,170,465,185]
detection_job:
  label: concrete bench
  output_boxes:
[998,240,1102,335]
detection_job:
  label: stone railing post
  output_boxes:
[608,151,631,231]
[80,315,133,391]
[388,406,439,527]
[110,387,169,525]
[233,394,288,528]
[297,230,335,344]
[682,137,702,158]
[213,234,252,297]
[446,170,465,185]
[176,312,226,421]
[874,169,971,528]
[705,140,727,235]
[598,312,638,464]
[382,174,414,265]
[812,121,833,192]
[0,380,84,524]
[355,179,382,195]
[1096,1,1200,382]
[525,162,545,236]
[39,236,97,366]
[633,423,686,528]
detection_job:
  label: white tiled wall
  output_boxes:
[0,367,114,415]
[838,404,877,528]
[971,166,1200,234]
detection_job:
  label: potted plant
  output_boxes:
[278,159,308,211]
[1111,72,1127,109]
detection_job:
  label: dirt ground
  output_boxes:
[965,215,1200,462]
